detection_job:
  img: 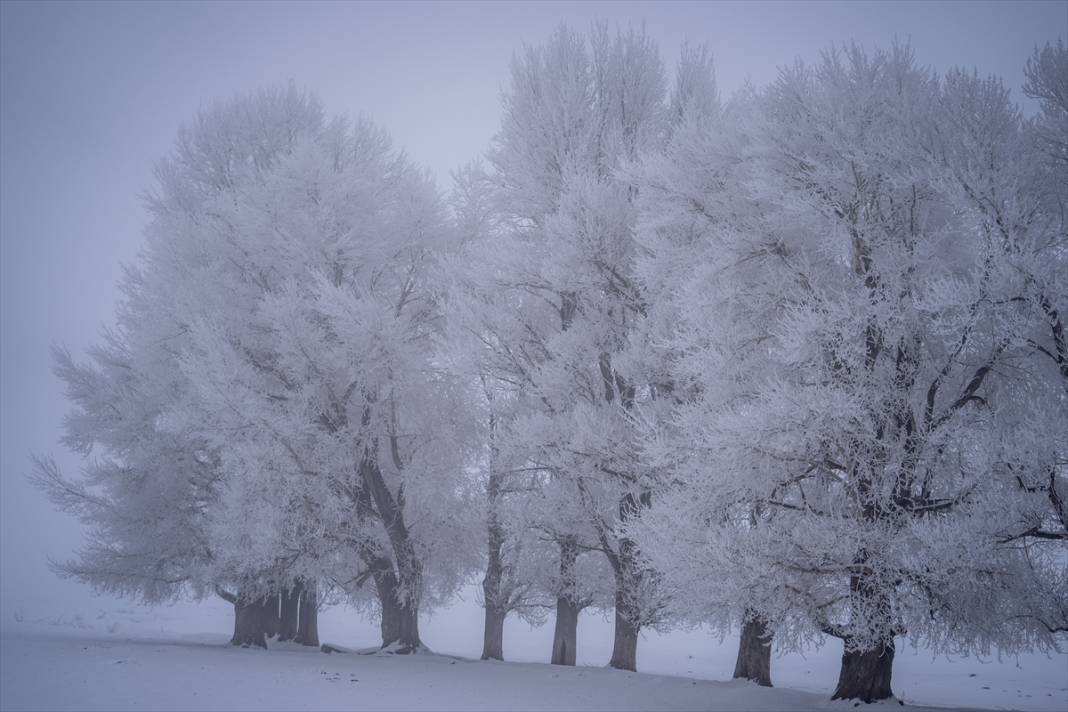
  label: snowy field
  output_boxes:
[2,591,1065,712]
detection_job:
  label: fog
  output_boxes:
[1,0,1063,649]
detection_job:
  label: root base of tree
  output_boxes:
[831,642,895,703]
[733,616,773,687]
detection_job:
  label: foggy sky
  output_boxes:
[2,0,1065,627]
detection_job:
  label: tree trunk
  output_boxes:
[380,592,421,653]
[550,596,578,666]
[551,537,579,666]
[553,292,582,668]
[262,592,281,639]
[375,565,422,653]
[608,600,639,671]
[831,549,895,701]
[831,638,895,702]
[277,582,302,642]
[356,481,402,648]
[394,604,421,654]
[294,584,319,647]
[481,466,506,661]
[380,596,400,647]
[374,568,402,647]
[551,298,582,663]
[230,598,269,649]
[481,608,506,662]
[608,491,648,672]
[358,444,424,653]
[733,614,773,686]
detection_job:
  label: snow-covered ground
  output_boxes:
[1,591,1065,711]
[0,633,840,712]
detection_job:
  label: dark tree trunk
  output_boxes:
[550,537,579,666]
[548,296,582,667]
[231,598,269,649]
[380,597,400,647]
[374,568,402,647]
[358,444,424,653]
[294,584,319,647]
[831,638,895,702]
[481,465,507,661]
[355,481,402,649]
[550,596,578,666]
[277,582,302,642]
[395,604,421,653]
[831,549,895,701]
[262,592,281,639]
[608,491,649,672]
[375,565,421,653]
[608,599,639,671]
[733,614,773,686]
[481,609,505,662]
[380,592,421,653]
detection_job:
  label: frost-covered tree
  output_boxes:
[633,44,1068,702]
[38,85,481,653]
[169,109,480,654]
[448,163,529,662]
[34,85,327,648]
[128,85,340,649]
[459,24,720,671]
[447,161,613,663]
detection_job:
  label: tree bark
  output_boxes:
[230,597,270,649]
[608,597,639,671]
[550,596,579,666]
[375,564,421,653]
[733,614,773,686]
[831,638,895,702]
[830,549,896,701]
[550,537,579,666]
[380,593,421,653]
[277,582,302,642]
[355,480,402,649]
[294,584,319,647]
[358,443,424,653]
[482,608,506,662]
[263,592,281,639]
[593,341,651,675]
[481,465,506,661]
[608,491,648,672]
[547,296,583,667]
[374,568,401,647]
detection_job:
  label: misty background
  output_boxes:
[2,0,1065,643]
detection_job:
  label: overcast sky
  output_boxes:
[2,0,1065,630]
